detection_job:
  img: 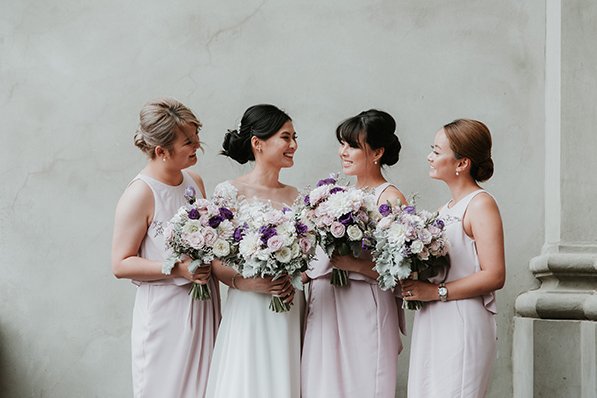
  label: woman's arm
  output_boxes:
[111,180,199,282]
[212,261,295,303]
[401,192,505,302]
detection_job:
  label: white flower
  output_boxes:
[290,242,300,258]
[346,225,363,241]
[212,239,231,257]
[418,228,432,244]
[410,240,424,254]
[239,232,261,257]
[217,219,235,239]
[183,231,205,249]
[275,247,292,263]
[182,220,201,234]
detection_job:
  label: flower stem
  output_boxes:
[330,268,349,287]
[188,283,211,300]
[269,296,291,313]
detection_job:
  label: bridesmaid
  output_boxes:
[111,98,221,398]
[401,119,505,397]
[301,109,407,398]
[205,104,302,398]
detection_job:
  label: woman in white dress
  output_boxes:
[111,98,221,398]
[205,104,303,398]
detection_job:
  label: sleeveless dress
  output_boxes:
[301,182,406,398]
[407,189,497,398]
[205,181,304,398]
[130,171,221,398]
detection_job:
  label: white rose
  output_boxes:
[274,247,292,263]
[290,242,300,258]
[410,240,424,254]
[346,225,364,241]
[212,239,231,257]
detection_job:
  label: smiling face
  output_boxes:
[256,120,297,168]
[338,134,381,177]
[427,128,460,181]
[164,123,201,170]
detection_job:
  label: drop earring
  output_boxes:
[456,171,459,176]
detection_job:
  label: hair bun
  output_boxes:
[380,134,401,166]
[220,129,253,164]
[473,157,494,182]
[133,129,152,154]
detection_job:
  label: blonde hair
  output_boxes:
[133,97,202,159]
[443,119,494,182]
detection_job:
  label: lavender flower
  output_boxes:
[329,187,345,195]
[233,226,245,242]
[295,222,308,235]
[259,225,277,244]
[188,208,200,220]
[316,177,337,187]
[208,215,224,228]
[219,207,234,220]
[303,195,311,206]
[338,212,354,226]
[184,186,196,204]
[403,206,416,214]
[379,203,392,217]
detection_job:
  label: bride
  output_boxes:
[205,104,303,398]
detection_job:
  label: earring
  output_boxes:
[456,171,459,176]
[374,161,378,165]
[162,158,166,162]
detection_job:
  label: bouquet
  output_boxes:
[233,199,318,312]
[372,199,450,310]
[164,186,239,300]
[300,174,380,287]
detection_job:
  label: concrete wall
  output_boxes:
[0,1,545,396]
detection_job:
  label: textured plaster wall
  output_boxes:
[0,1,545,396]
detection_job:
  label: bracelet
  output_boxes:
[231,273,240,289]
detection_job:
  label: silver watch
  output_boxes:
[438,283,448,302]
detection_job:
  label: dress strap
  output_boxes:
[374,182,396,204]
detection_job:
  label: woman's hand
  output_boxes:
[237,275,296,304]
[399,279,438,302]
[330,254,358,272]
[174,257,212,284]
[301,272,311,284]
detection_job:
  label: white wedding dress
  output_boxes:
[205,181,303,398]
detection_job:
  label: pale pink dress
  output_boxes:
[407,189,497,398]
[301,183,406,398]
[130,171,221,398]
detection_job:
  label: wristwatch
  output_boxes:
[438,283,448,302]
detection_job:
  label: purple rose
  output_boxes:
[338,212,354,226]
[259,225,277,244]
[329,187,345,195]
[316,177,336,187]
[184,186,196,204]
[208,215,224,228]
[188,208,200,220]
[219,207,234,220]
[295,222,308,235]
[433,219,445,229]
[403,206,416,215]
[233,226,245,242]
[379,203,391,217]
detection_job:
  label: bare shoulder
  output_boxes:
[116,179,154,219]
[187,170,206,197]
[379,185,407,206]
[468,191,500,215]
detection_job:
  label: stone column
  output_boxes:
[513,1,597,397]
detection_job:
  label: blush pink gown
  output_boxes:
[301,183,406,398]
[407,189,498,398]
[130,171,221,398]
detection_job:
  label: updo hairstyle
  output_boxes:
[335,109,401,166]
[221,104,291,164]
[133,97,202,159]
[443,119,494,182]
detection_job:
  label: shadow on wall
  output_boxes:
[0,321,27,398]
